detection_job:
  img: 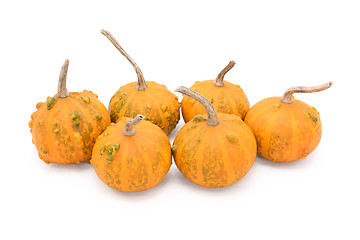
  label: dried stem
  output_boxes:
[58,59,70,98]
[101,29,148,91]
[175,86,219,126]
[123,114,145,136]
[214,61,236,87]
[281,81,333,104]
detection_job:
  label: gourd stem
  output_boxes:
[123,114,145,136]
[280,81,333,104]
[175,86,219,126]
[58,59,70,98]
[214,61,236,87]
[101,29,148,91]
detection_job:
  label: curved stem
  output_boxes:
[281,81,333,104]
[214,61,236,87]
[123,114,145,136]
[58,59,70,98]
[101,29,148,91]
[175,86,219,126]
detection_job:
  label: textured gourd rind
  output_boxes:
[29,90,111,164]
[109,81,180,135]
[181,80,250,123]
[244,97,322,162]
[172,113,257,188]
[91,118,172,192]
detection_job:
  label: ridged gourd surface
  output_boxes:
[181,80,249,123]
[109,81,180,135]
[172,113,257,188]
[29,90,111,164]
[244,97,322,162]
[91,118,172,192]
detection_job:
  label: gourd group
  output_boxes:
[29,29,333,192]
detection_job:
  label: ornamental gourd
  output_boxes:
[244,82,333,163]
[181,61,249,123]
[101,30,180,135]
[91,115,172,192]
[172,87,257,188]
[29,60,111,164]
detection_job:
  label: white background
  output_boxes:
[1,1,359,239]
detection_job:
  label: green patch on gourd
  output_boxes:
[100,144,108,155]
[226,134,238,144]
[80,96,90,104]
[40,147,48,155]
[106,156,114,164]
[193,116,207,122]
[171,145,178,155]
[47,97,56,110]
[202,165,209,176]
[191,124,197,129]
[96,114,102,120]
[107,143,120,156]
[73,121,80,127]
[306,111,318,123]
[71,111,80,121]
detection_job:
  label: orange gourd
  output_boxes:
[172,87,257,188]
[29,60,111,164]
[91,115,172,192]
[101,30,180,135]
[244,82,333,163]
[181,61,249,123]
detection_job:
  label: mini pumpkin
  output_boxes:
[101,30,180,135]
[91,115,172,192]
[181,61,250,123]
[172,87,257,188]
[244,82,333,163]
[29,60,111,164]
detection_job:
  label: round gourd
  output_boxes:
[172,87,257,188]
[244,82,333,163]
[91,115,172,192]
[101,30,180,135]
[181,61,249,123]
[29,60,111,164]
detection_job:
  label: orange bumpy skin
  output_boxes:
[109,81,180,135]
[181,80,249,123]
[172,113,257,188]
[91,118,172,192]
[29,90,111,164]
[244,97,322,162]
